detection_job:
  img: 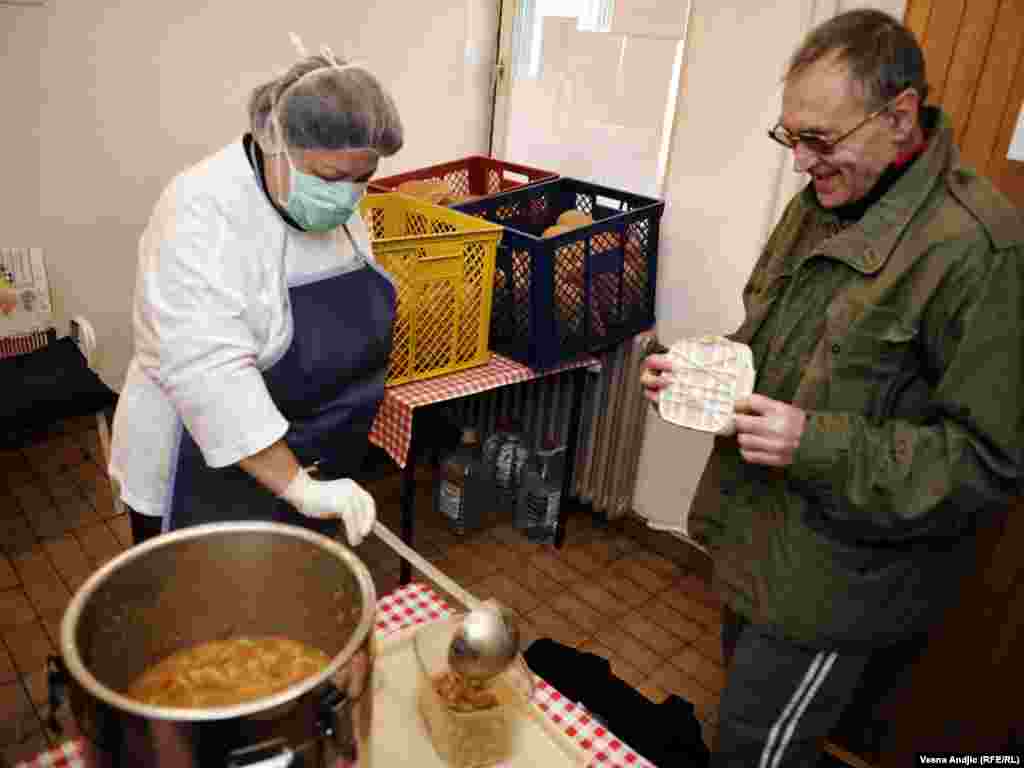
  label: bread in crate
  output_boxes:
[454,177,663,369]
[658,336,756,435]
[545,210,620,338]
[396,179,483,206]
[499,207,644,345]
[373,156,558,209]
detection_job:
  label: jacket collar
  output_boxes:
[799,107,953,275]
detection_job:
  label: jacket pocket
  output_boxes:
[826,304,919,419]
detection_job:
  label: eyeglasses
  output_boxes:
[768,94,902,156]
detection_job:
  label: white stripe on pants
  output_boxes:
[713,618,868,768]
[761,652,839,768]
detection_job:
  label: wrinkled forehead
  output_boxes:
[294,146,379,179]
[780,53,866,131]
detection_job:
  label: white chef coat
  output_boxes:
[109,138,375,518]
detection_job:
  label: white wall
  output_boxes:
[0,6,44,261]
[1,0,497,388]
[632,0,906,535]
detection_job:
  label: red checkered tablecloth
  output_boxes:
[369,353,599,469]
[19,583,653,768]
[14,741,81,768]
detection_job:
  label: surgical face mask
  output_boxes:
[279,149,367,232]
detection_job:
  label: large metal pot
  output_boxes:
[55,522,377,767]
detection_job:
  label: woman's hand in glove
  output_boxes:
[281,467,376,546]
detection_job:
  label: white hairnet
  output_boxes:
[248,34,403,158]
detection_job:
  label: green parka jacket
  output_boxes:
[688,108,1024,651]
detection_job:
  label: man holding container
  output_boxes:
[642,9,1023,766]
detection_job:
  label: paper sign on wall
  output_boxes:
[0,247,52,336]
[1008,104,1024,162]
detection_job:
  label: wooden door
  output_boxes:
[864,6,1024,762]
[876,504,1023,762]
[905,0,1024,208]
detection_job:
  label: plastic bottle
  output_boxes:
[513,457,537,532]
[482,417,513,480]
[520,435,567,543]
[435,427,486,535]
[494,422,531,521]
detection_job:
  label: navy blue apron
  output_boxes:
[166,231,395,535]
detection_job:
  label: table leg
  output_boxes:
[555,366,589,548]
[399,453,416,586]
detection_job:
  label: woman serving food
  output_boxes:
[109,45,404,547]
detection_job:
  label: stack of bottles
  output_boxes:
[434,419,567,542]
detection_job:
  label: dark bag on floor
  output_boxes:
[525,638,710,767]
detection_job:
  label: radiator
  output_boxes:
[443,332,653,519]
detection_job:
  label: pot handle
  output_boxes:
[46,655,69,734]
[317,682,356,761]
[227,739,297,768]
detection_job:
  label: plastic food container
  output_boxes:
[368,156,558,206]
[658,336,756,435]
[359,194,502,385]
[414,614,534,768]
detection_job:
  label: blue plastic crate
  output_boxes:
[453,178,664,369]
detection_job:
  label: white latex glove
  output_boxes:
[280,468,376,547]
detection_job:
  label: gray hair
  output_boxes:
[248,53,403,155]
[786,9,929,110]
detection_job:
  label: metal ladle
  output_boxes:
[370,522,521,686]
[447,600,521,686]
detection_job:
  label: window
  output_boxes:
[512,0,615,79]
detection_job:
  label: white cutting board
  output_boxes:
[369,624,586,767]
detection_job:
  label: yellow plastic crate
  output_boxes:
[360,193,502,386]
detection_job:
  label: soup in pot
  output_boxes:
[126,636,331,708]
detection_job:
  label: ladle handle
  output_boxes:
[371,521,481,610]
